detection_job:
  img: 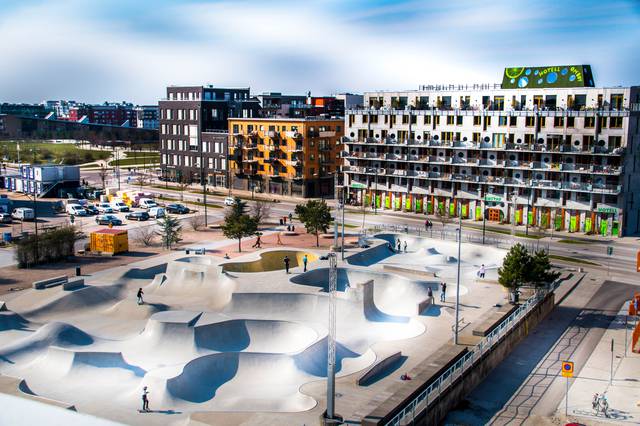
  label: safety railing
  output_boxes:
[384,285,552,426]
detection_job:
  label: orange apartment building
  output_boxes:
[227,118,344,198]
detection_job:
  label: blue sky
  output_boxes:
[1,0,639,104]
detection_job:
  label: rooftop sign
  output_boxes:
[501,65,594,89]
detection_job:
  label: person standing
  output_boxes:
[288,212,293,223]
[440,282,447,302]
[284,255,290,274]
[425,219,429,231]
[396,239,401,252]
[142,386,150,412]
[427,286,433,304]
[302,254,308,272]
[403,241,407,253]
[479,264,486,279]
[137,288,144,305]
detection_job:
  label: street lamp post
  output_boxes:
[30,149,38,264]
[454,201,462,344]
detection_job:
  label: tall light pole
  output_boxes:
[325,252,338,424]
[454,201,462,344]
[30,149,38,264]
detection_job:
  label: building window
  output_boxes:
[509,116,517,126]
[473,116,481,126]
[610,94,623,110]
[498,116,507,126]
[610,117,623,128]
[584,117,595,128]
[472,132,481,143]
[446,116,454,125]
[456,116,463,125]
[525,117,535,127]
[567,117,575,128]
[554,117,564,127]
[424,116,432,125]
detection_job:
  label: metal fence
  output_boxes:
[367,223,548,253]
[384,287,552,426]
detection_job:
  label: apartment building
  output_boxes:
[159,86,260,185]
[134,105,159,129]
[343,65,640,237]
[228,117,344,197]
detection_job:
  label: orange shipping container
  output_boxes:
[90,229,128,254]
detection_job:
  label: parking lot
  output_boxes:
[0,190,222,243]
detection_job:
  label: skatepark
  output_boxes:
[0,234,507,425]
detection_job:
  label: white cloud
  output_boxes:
[0,0,638,104]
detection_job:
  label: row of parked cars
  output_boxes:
[63,198,192,227]
[0,207,35,224]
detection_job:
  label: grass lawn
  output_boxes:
[0,140,110,164]
[157,194,223,209]
[124,151,160,159]
[109,158,160,167]
[549,254,599,266]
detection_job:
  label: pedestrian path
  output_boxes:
[560,302,640,424]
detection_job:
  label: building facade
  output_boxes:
[228,118,344,197]
[159,86,260,185]
[343,75,640,237]
[134,105,159,129]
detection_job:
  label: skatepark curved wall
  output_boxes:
[221,250,318,273]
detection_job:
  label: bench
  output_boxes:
[63,278,85,291]
[33,276,68,290]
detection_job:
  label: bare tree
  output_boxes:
[188,214,206,231]
[134,224,156,246]
[435,208,451,228]
[98,164,109,189]
[176,181,189,201]
[135,173,150,189]
[252,200,273,228]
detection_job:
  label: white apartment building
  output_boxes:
[342,67,640,237]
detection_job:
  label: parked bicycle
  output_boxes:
[592,392,610,418]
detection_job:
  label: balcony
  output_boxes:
[530,179,561,190]
[591,165,622,174]
[320,131,336,137]
[529,161,551,170]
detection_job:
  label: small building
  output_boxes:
[3,164,80,198]
[90,229,128,254]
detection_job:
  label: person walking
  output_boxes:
[141,386,150,412]
[396,239,401,252]
[276,232,283,245]
[137,288,144,305]
[427,286,433,304]
[252,234,262,248]
[288,212,293,223]
[440,282,447,302]
[302,254,308,272]
[425,219,429,231]
[403,241,407,253]
[284,255,290,274]
[479,264,486,279]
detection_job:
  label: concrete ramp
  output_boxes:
[221,250,318,273]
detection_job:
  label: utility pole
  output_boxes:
[341,187,345,261]
[200,135,208,227]
[31,149,38,264]
[325,252,338,424]
[482,198,487,245]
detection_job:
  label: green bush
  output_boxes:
[15,226,80,267]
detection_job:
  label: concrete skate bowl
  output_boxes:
[221,250,318,273]
[291,268,437,317]
[161,337,374,412]
[13,347,147,406]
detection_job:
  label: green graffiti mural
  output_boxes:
[502,65,594,89]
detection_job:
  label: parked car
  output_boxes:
[96,203,114,213]
[224,196,236,206]
[12,207,35,221]
[166,203,190,214]
[95,214,122,226]
[148,207,165,219]
[125,211,150,221]
[0,213,12,224]
[110,201,130,212]
[66,204,88,217]
[84,205,100,215]
[138,198,158,209]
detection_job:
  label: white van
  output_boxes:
[138,198,158,209]
[148,207,165,219]
[66,204,88,216]
[11,207,35,221]
[110,200,130,212]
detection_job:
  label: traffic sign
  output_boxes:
[561,361,574,378]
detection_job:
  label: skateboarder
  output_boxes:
[478,264,486,279]
[137,288,144,305]
[252,234,262,248]
[302,254,308,272]
[284,255,290,274]
[440,282,447,302]
[142,386,150,412]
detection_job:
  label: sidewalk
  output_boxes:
[561,302,640,424]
